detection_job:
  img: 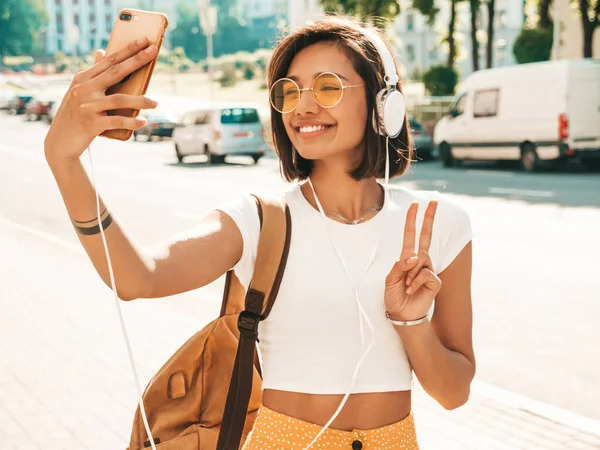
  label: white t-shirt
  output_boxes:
[216,183,472,394]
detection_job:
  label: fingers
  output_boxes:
[401,202,419,256]
[418,201,438,252]
[406,269,441,295]
[405,251,433,287]
[93,42,158,90]
[83,37,153,82]
[102,115,148,131]
[94,49,105,64]
[385,256,419,286]
[93,94,157,113]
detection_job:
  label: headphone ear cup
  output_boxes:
[372,89,387,136]
[372,89,406,138]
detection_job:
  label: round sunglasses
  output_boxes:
[269,72,365,114]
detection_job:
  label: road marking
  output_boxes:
[466,169,516,178]
[472,380,600,437]
[2,214,600,436]
[489,187,556,198]
[0,216,84,254]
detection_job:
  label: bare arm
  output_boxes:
[45,37,242,301]
[394,242,475,409]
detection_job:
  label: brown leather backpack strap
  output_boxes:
[217,194,291,450]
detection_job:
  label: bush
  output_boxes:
[422,65,459,96]
[218,65,238,87]
[513,27,553,64]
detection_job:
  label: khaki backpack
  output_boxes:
[127,194,291,450]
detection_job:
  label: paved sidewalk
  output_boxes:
[1,225,599,449]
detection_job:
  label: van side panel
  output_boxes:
[567,62,600,151]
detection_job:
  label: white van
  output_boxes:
[433,59,600,171]
[172,101,267,164]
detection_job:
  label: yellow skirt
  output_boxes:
[242,406,419,450]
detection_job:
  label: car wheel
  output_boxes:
[440,142,456,167]
[175,144,184,163]
[520,143,540,172]
[133,132,139,141]
[252,154,262,164]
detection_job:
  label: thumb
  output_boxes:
[95,49,105,64]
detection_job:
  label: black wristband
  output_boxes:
[72,207,108,225]
[73,213,114,236]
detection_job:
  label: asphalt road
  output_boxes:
[1,112,599,424]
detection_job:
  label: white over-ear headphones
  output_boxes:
[359,26,406,138]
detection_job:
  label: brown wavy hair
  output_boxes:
[267,17,412,183]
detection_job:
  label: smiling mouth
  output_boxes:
[295,124,334,134]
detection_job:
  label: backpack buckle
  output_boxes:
[238,311,261,337]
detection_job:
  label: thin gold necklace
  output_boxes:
[324,203,383,225]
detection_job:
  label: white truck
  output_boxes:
[433,59,600,171]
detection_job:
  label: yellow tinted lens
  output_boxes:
[314,74,344,107]
[270,79,299,113]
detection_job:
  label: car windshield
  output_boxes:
[220,108,260,124]
[145,110,177,122]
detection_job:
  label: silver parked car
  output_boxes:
[172,102,267,164]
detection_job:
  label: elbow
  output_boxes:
[440,388,471,410]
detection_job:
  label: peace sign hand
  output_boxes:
[385,200,440,322]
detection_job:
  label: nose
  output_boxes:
[294,88,320,116]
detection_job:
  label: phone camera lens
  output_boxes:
[120,13,132,21]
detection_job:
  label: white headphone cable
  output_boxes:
[302,137,391,449]
[86,145,157,450]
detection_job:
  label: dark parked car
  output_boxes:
[7,94,33,115]
[133,110,178,141]
[409,117,436,160]
[25,98,55,121]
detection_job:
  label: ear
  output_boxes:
[95,49,106,64]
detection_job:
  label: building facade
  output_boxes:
[554,0,600,59]
[44,0,118,55]
[287,0,526,78]
[394,0,525,79]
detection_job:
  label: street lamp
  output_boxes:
[196,0,217,104]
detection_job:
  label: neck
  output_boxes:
[301,166,384,223]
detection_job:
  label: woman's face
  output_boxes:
[282,42,368,163]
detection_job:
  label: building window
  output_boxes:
[74,0,78,3]
[406,44,415,62]
[89,0,94,4]
[428,46,438,61]
[473,89,499,117]
[105,0,111,4]
[55,0,61,4]
[90,38,95,51]
[496,10,507,28]
[407,14,414,31]
[56,13,64,33]
[106,14,112,32]
[57,39,63,51]
[74,14,80,26]
[90,14,96,33]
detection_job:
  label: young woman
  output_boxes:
[45,17,474,450]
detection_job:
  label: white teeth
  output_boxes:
[298,125,329,133]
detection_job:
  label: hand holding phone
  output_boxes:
[45,37,160,165]
[102,9,168,140]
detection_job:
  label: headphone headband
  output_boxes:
[359,26,399,87]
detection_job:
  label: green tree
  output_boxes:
[413,0,460,70]
[0,0,47,70]
[513,26,553,63]
[319,0,401,28]
[484,0,496,69]
[422,64,459,95]
[574,0,600,57]
[469,0,480,72]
